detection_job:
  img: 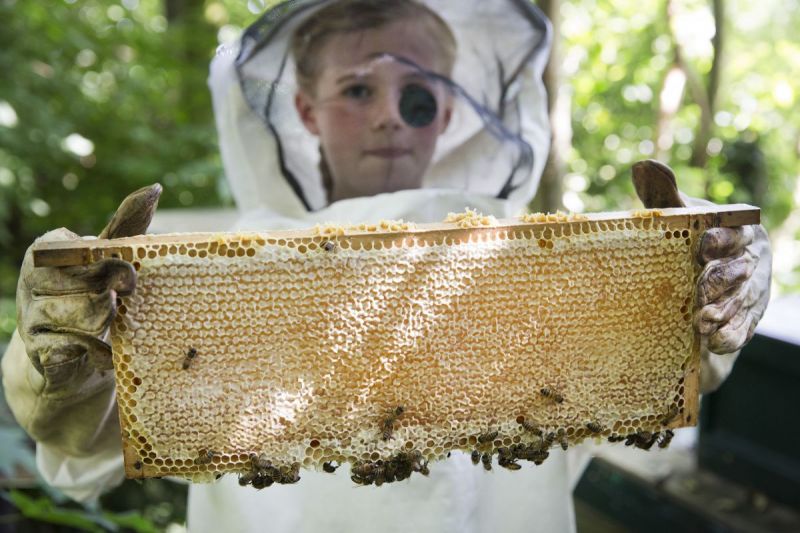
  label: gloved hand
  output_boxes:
[632,160,771,356]
[16,184,162,393]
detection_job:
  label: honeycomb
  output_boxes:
[74,206,758,485]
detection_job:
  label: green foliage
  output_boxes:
[3,489,165,532]
[559,0,800,294]
[0,298,15,343]
[100,478,188,530]
[0,0,234,297]
[5,490,112,532]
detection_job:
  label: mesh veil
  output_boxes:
[210,0,552,218]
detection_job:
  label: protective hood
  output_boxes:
[209,0,552,224]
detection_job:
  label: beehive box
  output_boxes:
[34,204,759,485]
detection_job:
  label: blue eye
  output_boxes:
[343,84,372,100]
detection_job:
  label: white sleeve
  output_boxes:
[2,329,125,503]
[36,440,126,504]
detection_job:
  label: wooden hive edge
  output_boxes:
[32,204,759,267]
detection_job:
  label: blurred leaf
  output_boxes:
[4,490,110,532]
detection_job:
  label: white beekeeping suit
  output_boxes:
[2,0,770,532]
[193,3,586,530]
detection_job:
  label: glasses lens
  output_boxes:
[399,84,437,128]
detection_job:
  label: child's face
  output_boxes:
[295,19,453,202]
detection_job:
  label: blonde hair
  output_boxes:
[290,0,457,95]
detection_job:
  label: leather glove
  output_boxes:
[632,160,772,358]
[16,184,162,395]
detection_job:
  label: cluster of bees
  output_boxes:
[469,417,562,471]
[225,396,681,489]
[335,405,429,486]
[349,451,430,486]
[467,400,681,471]
[471,441,550,471]
[606,406,679,450]
[237,454,301,489]
[608,429,674,449]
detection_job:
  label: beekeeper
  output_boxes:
[2,1,772,532]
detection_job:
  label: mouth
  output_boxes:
[364,147,412,159]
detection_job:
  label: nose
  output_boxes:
[370,91,403,131]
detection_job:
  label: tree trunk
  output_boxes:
[165,0,205,23]
[531,0,566,214]
[690,0,724,169]
[162,0,216,124]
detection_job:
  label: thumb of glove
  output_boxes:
[631,160,686,209]
[99,183,163,239]
[18,184,163,384]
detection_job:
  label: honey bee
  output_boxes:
[402,451,425,475]
[381,406,405,441]
[557,429,568,450]
[658,430,674,449]
[352,461,385,486]
[607,435,625,443]
[352,461,378,478]
[520,417,543,436]
[639,432,659,450]
[510,443,526,457]
[388,451,427,480]
[471,450,480,465]
[252,453,272,471]
[626,431,658,450]
[477,429,499,444]
[497,446,510,460]
[388,451,412,478]
[481,452,492,471]
[540,387,564,404]
[383,462,398,483]
[517,446,549,465]
[322,461,339,473]
[277,463,301,484]
[238,471,257,486]
[660,406,680,426]
[497,448,521,470]
[586,421,604,434]
[182,347,198,370]
[322,240,336,252]
[390,455,412,481]
[542,432,556,449]
[499,456,521,470]
[196,449,215,465]
[251,473,275,490]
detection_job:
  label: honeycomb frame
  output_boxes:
[32,204,760,483]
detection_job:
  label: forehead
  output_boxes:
[316,19,447,78]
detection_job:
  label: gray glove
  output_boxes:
[633,160,772,356]
[16,184,162,395]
